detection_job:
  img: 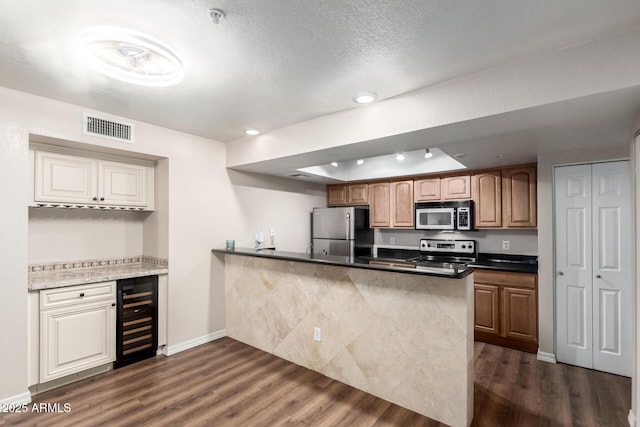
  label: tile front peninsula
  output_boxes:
[214,249,474,427]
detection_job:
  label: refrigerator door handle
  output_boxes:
[346,213,351,240]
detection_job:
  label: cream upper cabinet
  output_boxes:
[99,161,147,207]
[33,150,154,210]
[35,151,98,204]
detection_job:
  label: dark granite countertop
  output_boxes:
[375,247,538,274]
[468,253,538,274]
[212,247,472,279]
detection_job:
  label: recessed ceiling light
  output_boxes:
[331,162,338,167]
[245,128,260,136]
[424,149,433,159]
[356,159,365,165]
[396,153,405,161]
[76,26,183,87]
[353,92,378,104]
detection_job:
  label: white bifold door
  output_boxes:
[555,161,631,377]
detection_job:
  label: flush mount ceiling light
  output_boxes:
[76,26,184,87]
[356,159,365,165]
[396,153,405,161]
[245,128,260,136]
[331,162,338,167]
[353,92,378,104]
[424,149,433,159]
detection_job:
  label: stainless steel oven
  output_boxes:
[415,200,474,231]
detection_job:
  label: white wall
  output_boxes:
[0,86,324,403]
[537,144,631,358]
[28,209,144,263]
[376,228,537,255]
[0,126,29,404]
[227,170,325,252]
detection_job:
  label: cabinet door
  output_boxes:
[441,175,471,200]
[474,284,500,336]
[34,151,98,204]
[414,178,441,201]
[347,184,368,205]
[40,300,116,382]
[503,287,537,343]
[99,161,147,207]
[472,170,502,228]
[390,180,414,227]
[503,166,537,227]
[327,184,347,206]
[369,182,390,227]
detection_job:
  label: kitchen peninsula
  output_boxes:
[212,247,474,427]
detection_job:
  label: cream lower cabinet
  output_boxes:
[40,282,116,383]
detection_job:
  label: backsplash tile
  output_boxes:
[28,255,167,273]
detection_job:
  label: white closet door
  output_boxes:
[555,164,593,369]
[591,161,631,376]
[555,161,631,377]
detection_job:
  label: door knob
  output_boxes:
[557,271,564,276]
[596,275,602,279]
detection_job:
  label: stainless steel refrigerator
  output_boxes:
[311,206,374,258]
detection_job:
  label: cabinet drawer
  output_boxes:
[473,270,536,289]
[41,281,116,309]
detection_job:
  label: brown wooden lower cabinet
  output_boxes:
[474,269,538,353]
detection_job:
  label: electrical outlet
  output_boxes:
[313,327,322,342]
[390,236,395,244]
[502,240,510,250]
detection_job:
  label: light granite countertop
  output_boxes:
[29,262,168,291]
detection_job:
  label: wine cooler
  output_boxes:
[115,275,158,368]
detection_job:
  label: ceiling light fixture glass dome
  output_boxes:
[245,128,260,136]
[76,26,184,87]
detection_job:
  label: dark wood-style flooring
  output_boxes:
[0,338,630,426]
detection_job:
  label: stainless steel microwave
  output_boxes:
[415,200,474,231]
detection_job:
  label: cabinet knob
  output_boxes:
[112,303,116,307]
[92,197,98,201]
[557,271,564,276]
[100,197,105,201]
[79,292,85,297]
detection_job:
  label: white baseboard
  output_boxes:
[164,329,226,356]
[536,350,557,364]
[0,391,31,409]
[629,409,636,427]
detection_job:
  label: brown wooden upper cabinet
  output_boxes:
[441,175,471,200]
[369,182,390,227]
[472,165,537,229]
[502,165,537,228]
[390,180,414,228]
[327,184,347,206]
[414,177,441,201]
[472,170,502,228]
[327,183,368,206]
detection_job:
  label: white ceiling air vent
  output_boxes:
[83,113,134,143]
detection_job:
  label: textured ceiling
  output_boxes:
[1,0,640,143]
